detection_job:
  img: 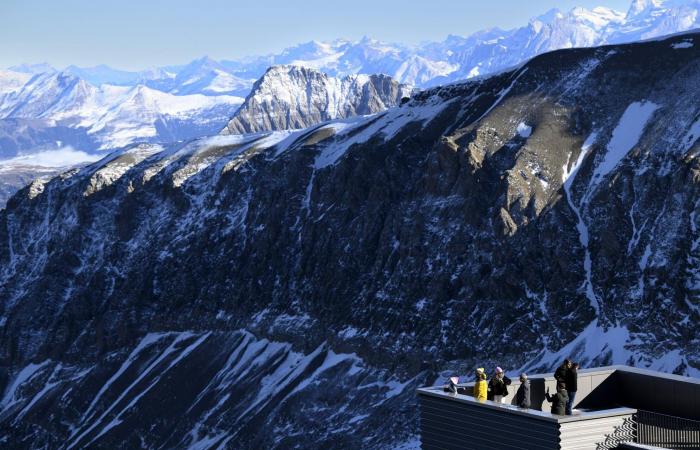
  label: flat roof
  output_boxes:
[513,365,700,385]
[418,365,700,424]
[422,365,700,390]
[417,385,636,424]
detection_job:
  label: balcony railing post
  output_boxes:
[635,409,700,449]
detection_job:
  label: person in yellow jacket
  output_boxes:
[473,368,487,401]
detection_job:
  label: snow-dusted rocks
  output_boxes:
[221,65,413,135]
[0,331,420,449]
[2,29,700,450]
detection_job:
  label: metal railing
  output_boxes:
[596,416,637,450]
[636,410,700,450]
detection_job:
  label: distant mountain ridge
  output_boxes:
[7,0,700,92]
[0,71,243,154]
[3,0,700,208]
[2,0,699,153]
[0,67,412,206]
[0,70,245,207]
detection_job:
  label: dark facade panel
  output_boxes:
[616,369,700,421]
[419,393,560,450]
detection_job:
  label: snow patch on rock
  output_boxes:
[590,101,659,189]
[517,122,532,138]
[672,40,694,49]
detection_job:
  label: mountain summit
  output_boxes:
[221,65,413,135]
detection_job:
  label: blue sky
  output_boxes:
[2,0,633,70]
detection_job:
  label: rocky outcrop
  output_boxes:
[0,164,60,208]
[221,65,413,135]
[1,32,700,448]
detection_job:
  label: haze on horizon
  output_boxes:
[1,0,633,71]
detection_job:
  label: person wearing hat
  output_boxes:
[545,383,569,415]
[515,373,531,409]
[565,362,579,415]
[488,367,511,403]
[473,368,487,402]
[555,359,571,390]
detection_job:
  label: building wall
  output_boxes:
[418,390,637,450]
[616,369,700,420]
[419,393,560,450]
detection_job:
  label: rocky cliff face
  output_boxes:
[221,65,413,135]
[2,33,700,448]
[0,163,60,209]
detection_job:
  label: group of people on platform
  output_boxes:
[465,358,579,416]
[472,367,521,405]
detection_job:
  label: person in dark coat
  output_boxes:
[515,373,530,409]
[554,359,571,389]
[565,363,579,414]
[545,384,569,415]
[488,367,511,403]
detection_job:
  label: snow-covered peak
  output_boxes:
[81,84,242,148]
[184,56,222,71]
[0,69,243,152]
[531,8,565,25]
[8,62,56,75]
[570,6,626,28]
[0,71,90,119]
[165,57,254,97]
[609,0,700,42]
[628,0,666,17]
[279,40,341,60]
[260,64,307,76]
[222,65,412,135]
[533,5,626,32]
[0,70,31,95]
[592,6,627,17]
[348,37,405,57]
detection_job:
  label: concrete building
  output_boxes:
[417,365,700,450]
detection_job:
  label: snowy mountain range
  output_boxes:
[0,65,413,206]
[8,0,700,93]
[1,0,700,198]
[0,71,244,154]
[0,0,697,153]
[2,30,700,448]
[1,0,699,161]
